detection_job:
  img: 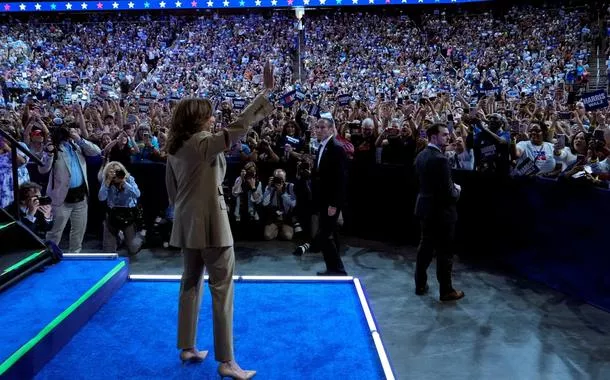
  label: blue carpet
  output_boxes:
[36,281,384,380]
[0,259,124,363]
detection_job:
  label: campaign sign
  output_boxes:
[512,157,540,177]
[295,90,306,101]
[308,104,320,118]
[336,94,352,106]
[280,90,297,107]
[581,90,608,111]
[233,98,246,110]
[477,87,502,98]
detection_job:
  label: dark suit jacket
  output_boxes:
[10,204,54,238]
[312,137,348,211]
[414,146,459,223]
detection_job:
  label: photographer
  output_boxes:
[39,123,101,253]
[262,169,297,241]
[231,162,263,222]
[99,161,143,255]
[11,182,54,238]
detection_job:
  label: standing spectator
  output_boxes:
[514,121,557,175]
[414,123,464,301]
[0,133,31,208]
[472,113,511,174]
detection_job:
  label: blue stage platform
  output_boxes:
[0,258,394,379]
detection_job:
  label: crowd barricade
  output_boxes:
[26,159,610,311]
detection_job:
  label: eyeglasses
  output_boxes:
[530,129,542,134]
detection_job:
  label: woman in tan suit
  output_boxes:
[165,62,274,380]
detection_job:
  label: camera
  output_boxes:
[244,171,256,181]
[37,195,52,206]
[272,176,283,186]
[115,169,126,179]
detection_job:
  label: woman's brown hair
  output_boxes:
[166,98,212,155]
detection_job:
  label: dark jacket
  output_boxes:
[312,136,348,210]
[414,146,459,223]
[13,204,54,238]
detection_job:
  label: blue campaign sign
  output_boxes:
[581,90,609,111]
[0,0,490,12]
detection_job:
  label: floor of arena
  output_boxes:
[70,236,610,380]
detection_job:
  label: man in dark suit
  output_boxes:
[414,123,464,301]
[311,114,348,276]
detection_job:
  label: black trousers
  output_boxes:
[415,218,455,295]
[312,210,345,273]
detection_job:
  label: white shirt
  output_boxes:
[317,135,333,169]
[516,140,556,174]
[20,206,37,224]
[427,143,442,153]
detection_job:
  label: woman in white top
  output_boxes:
[515,122,557,174]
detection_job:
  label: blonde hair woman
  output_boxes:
[165,61,274,379]
[98,161,142,255]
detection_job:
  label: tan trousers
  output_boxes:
[177,246,235,362]
[46,199,88,253]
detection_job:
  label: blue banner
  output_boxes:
[581,90,608,111]
[0,0,489,12]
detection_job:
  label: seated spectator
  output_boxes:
[12,182,54,238]
[262,169,297,241]
[98,161,143,256]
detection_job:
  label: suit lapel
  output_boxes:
[59,148,73,176]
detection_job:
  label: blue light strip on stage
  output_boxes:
[1,0,489,12]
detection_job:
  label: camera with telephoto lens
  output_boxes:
[37,195,52,206]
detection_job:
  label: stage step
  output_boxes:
[0,258,128,379]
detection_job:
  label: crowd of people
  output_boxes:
[1,2,610,254]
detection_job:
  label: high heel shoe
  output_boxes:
[217,363,256,379]
[180,349,208,365]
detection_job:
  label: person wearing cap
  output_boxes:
[472,112,512,175]
[310,112,349,276]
